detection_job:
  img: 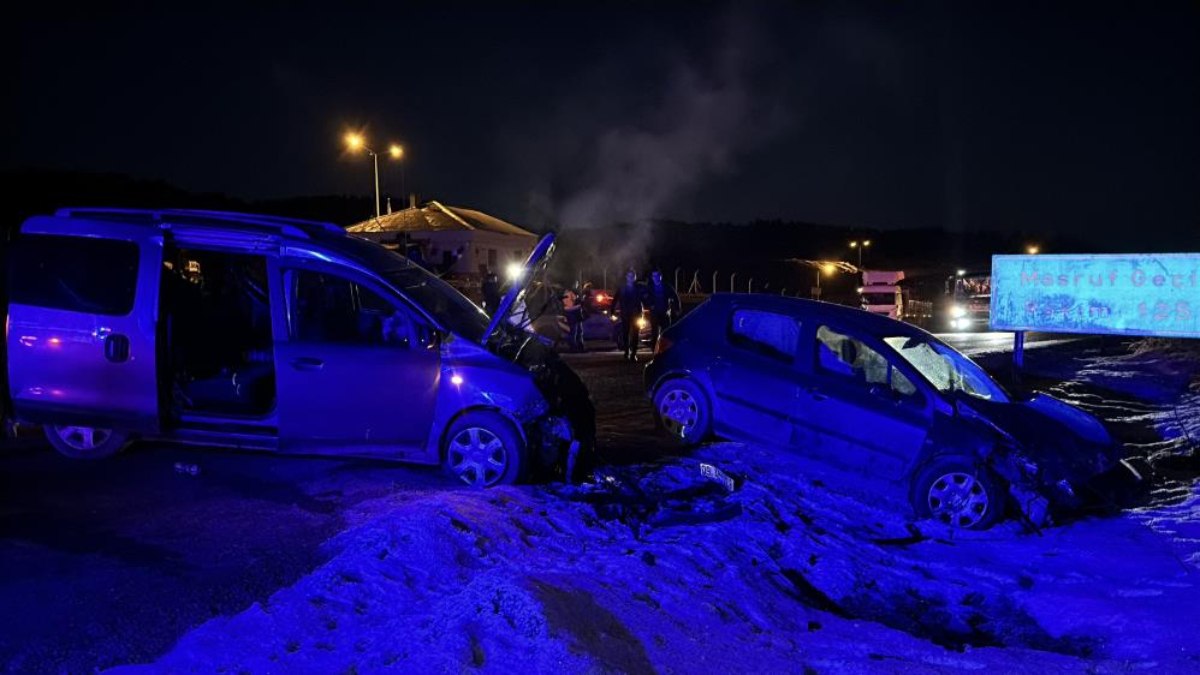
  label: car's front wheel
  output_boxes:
[44,425,130,459]
[912,457,1004,529]
[443,411,527,487]
[653,378,711,446]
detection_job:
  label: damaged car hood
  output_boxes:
[957,392,1122,481]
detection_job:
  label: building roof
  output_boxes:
[346,200,535,237]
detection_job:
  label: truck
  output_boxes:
[947,270,991,331]
[859,270,905,319]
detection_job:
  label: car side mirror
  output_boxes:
[418,324,443,349]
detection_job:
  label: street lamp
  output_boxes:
[389,144,406,202]
[815,262,838,298]
[849,240,872,268]
[344,132,403,220]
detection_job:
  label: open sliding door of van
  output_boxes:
[5,216,163,433]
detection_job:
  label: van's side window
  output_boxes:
[290,270,410,346]
[8,235,139,315]
[728,309,800,363]
[815,325,917,396]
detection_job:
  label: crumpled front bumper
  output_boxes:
[988,445,1147,528]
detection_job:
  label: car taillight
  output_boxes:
[654,335,673,355]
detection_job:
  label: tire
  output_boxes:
[443,411,527,488]
[653,378,711,447]
[911,457,1005,529]
[44,425,130,460]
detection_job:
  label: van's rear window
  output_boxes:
[8,235,140,315]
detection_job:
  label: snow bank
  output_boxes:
[121,448,1198,673]
[118,340,1200,673]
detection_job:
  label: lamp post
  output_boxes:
[849,239,872,269]
[345,132,403,220]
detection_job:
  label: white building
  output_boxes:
[346,199,537,279]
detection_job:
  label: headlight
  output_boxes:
[951,305,967,318]
[637,317,649,329]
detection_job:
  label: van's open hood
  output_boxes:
[481,232,557,346]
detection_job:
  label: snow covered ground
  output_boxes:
[118,340,1200,674]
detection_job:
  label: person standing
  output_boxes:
[613,268,645,362]
[561,287,585,352]
[481,271,502,315]
[645,268,680,351]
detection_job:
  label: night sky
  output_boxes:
[6,2,1199,250]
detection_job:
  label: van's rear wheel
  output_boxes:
[45,425,130,459]
[443,411,526,487]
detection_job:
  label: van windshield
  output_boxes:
[322,235,491,342]
[883,336,1009,402]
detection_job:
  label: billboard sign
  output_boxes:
[990,253,1200,338]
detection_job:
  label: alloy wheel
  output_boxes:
[927,471,990,528]
[659,388,699,439]
[447,427,509,488]
[52,426,113,453]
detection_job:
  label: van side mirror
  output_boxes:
[417,323,443,349]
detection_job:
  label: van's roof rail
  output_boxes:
[52,207,346,239]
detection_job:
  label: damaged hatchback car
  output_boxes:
[645,294,1141,529]
[3,208,594,486]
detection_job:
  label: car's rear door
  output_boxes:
[708,307,808,446]
[796,323,931,479]
[6,216,162,431]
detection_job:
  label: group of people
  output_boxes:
[594,268,682,361]
[478,266,681,361]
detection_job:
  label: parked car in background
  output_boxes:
[644,294,1139,529]
[3,208,594,486]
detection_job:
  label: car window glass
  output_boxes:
[884,336,1007,402]
[816,325,916,397]
[728,309,800,362]
[291,270,412,346]
[8,235,139,315]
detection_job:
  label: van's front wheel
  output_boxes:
[45,425,130,459]
[443,412,526,487]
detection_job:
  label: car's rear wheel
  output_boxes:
[912,457,1004,529]
[653,378,710,446]
[443,411,526,487]
[44,425,130,459]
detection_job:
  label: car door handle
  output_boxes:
[290,357,325,371]
[805,386,828,401]
[104,334,130,363]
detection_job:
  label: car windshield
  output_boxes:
[862,292,896,304]
[883,336,1009,402]
[321,235,491,342]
